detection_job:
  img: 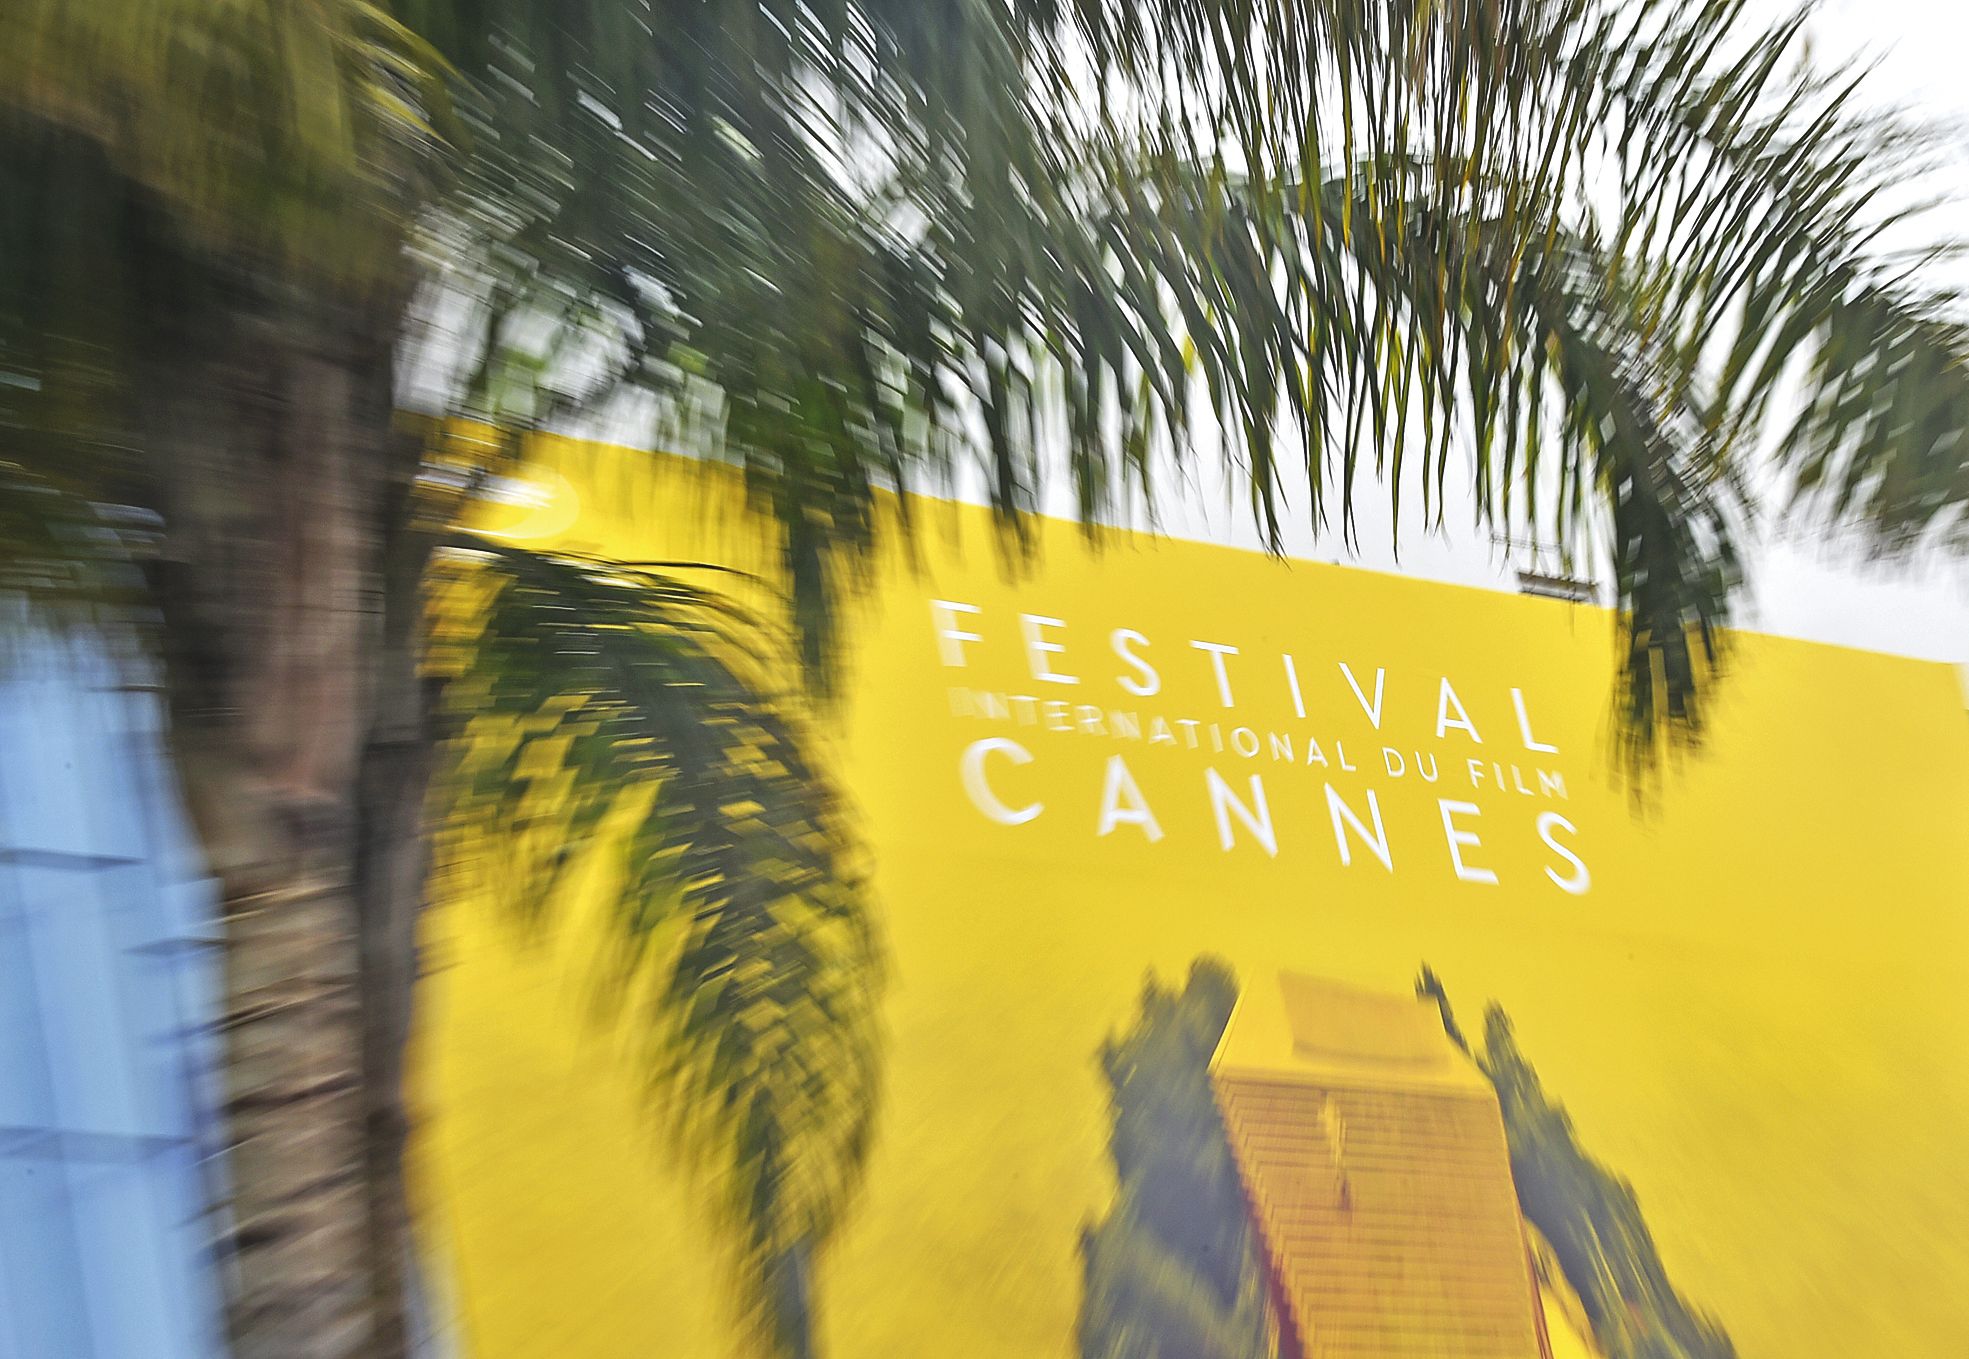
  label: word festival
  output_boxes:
[930,600,1594,895]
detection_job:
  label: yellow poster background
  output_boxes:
[412,441,1969,1358]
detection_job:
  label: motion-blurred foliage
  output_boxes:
[430,544,882,1359]
[8,1,1968,747]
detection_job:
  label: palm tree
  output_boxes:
[2,1,1966,1357]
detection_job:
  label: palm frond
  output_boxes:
[1564,0,1969,554]
[1078,160,1743,764]
[401,0,1969,754]
[433,542,882,1359]
[405,0,1634,671]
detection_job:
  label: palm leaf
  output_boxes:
[432,542,883,1359]
[400,0,1969,755]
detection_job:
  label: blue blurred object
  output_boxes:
[0,637,229,1359]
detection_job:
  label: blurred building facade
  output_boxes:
[0,639,230,1359]
[1212,972,1552,1359]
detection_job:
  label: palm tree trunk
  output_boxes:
[354,425,439,1359]
[148,296,429,1359]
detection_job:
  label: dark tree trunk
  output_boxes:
[354,387,440,1359]
[147,286,431,1359]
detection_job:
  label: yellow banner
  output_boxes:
[414,439,1969,1358]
